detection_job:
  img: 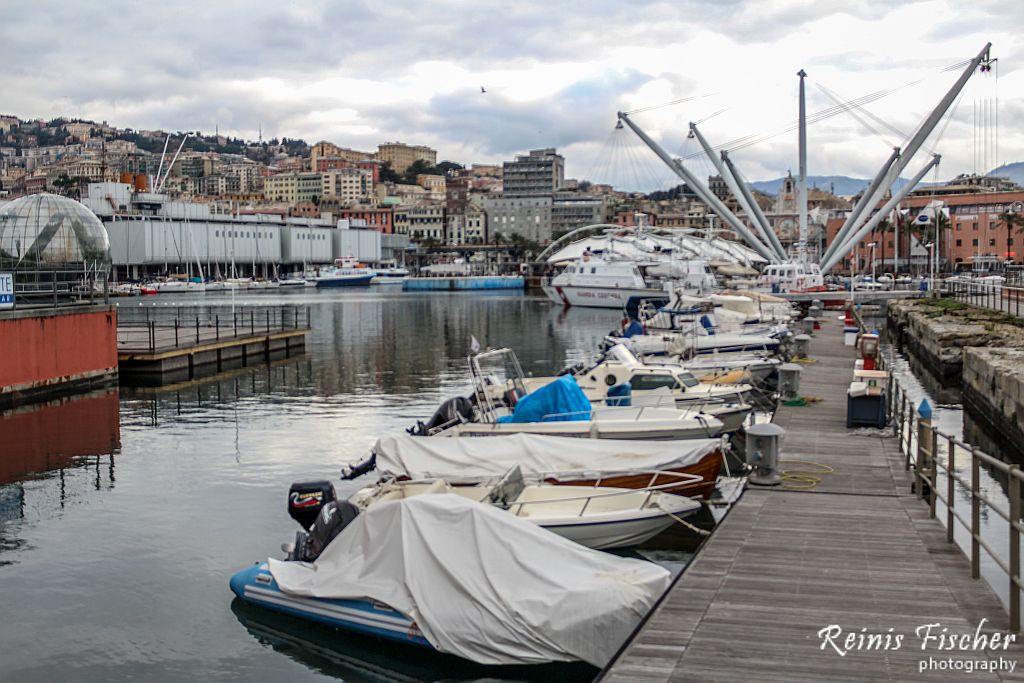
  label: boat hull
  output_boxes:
[542,284,663,309]
[550,449,723,500]
[229,563,433,649]
[540,509,684,550]
[316,274,375,287]
[449,420,721,440]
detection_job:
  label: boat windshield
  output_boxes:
[677,372,700,388]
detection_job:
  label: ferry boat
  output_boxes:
[370,266,409,285]
[312,257,376,288]
[542,253,715,309]
[756,261,825,293]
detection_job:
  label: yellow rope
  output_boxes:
[779,459,834,490]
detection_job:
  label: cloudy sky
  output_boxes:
[1,0,1020,190]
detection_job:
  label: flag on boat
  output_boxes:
[470,336,480,353]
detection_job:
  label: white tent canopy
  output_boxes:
[544,229,766,268]
[370,433,721,482]
[269,494,670,666]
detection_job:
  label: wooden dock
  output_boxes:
[601,318,1024,682]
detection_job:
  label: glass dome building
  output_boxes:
[0,193,111,303]
[0,193,110,269]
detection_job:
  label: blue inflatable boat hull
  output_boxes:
[229,562,433,649]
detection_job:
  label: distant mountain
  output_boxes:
[749,175,874,197]
[989,162,1024,187]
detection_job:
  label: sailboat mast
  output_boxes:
[797,69,808,259]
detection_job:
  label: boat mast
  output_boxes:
[690,123,785,261]
[720,150,788,260]
[821,155,941,273]
[797,69,808,261]
[618,112,776,262]
[821,43,992,270]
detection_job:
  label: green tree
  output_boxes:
[403,159,436,183]
[435,160,464,175]
[378,162,401,184]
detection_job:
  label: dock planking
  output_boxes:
[601,316,1024,682]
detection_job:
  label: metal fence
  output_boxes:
[4,266,109,307]
[946,278,1024,318]
[885,357,1023,632]
[117,305,310,354]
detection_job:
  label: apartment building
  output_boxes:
[377,142,437,174]
[263,172,323,204]
[322,168,373,204]
[309,141,375,171]
[502,148,564,196]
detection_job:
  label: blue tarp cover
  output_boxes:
[509,375,592,423]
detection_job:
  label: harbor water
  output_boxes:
[0,290,666,682]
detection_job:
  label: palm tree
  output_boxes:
[875,218,892,275]
[998,210,1024,265]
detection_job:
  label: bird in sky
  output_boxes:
[480,86,486,93]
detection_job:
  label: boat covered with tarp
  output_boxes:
[233,494,670,667]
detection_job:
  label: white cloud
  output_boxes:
[0,0,1019,187]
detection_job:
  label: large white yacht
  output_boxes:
[542,253,716,309]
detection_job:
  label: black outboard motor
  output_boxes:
[408,395,474,436]
[288,480,336,531]
[285,480,361,562]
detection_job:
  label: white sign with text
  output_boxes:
[0,272,14,309]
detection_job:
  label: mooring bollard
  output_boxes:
[800,317,815,335]
[778,363,802,400]
[793,333,811,359]
[916,399,933,499]
[746,423,785,487]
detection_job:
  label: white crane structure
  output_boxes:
[619,43,994,277]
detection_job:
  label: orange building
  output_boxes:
[824,190,1024,273]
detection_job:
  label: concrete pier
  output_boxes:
[601,318,1024,682]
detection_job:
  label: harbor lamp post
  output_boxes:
[868,242,877,284]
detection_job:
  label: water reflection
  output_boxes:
[231,599,596,683]
[3,292,630,682]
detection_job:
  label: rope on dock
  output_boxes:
[779,459,834,489]
[655,503,712,536]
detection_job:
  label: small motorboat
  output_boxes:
[276,277,306,288]
[350,467,701,550]
[370,267,409,285]
[344,432,725,500]
[230,486,670,667]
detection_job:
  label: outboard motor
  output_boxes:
[293,500,361,562]
[288,480,336,531]
[408,395,474,436]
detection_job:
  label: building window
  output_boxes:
[990,239,997,246]
[973,222,979,230]
[956,239,962,247]
[972,239,979,246]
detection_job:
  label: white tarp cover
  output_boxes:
[371,432,720,481]
[268,494,670,666]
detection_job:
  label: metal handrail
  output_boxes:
[887,367,1023,632]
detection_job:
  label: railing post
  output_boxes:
[148,320,155,351]
[215,314,220,341]
[929,427,938,518]
[196,317,200,343]
[174,319,179,348]
[1009,465,1021,633]
[266,309,270,333]
[947,435,955,543]
[972,448,981,579]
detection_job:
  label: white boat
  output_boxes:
[371,267,409,284]
[530,344,753,409]
[349,467,701,550]
[313,257,376,288]
[344,432,726,500]
[152,279,206,294]
[246,493,670,666]
[756,261,825,294]
[204,280,240,292]
[542,253,715,309]
[413,348,726,440]
[276,277,306,288]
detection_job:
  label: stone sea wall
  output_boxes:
[887,299,1024,461]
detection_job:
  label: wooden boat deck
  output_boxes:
[601,317,1024,682]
